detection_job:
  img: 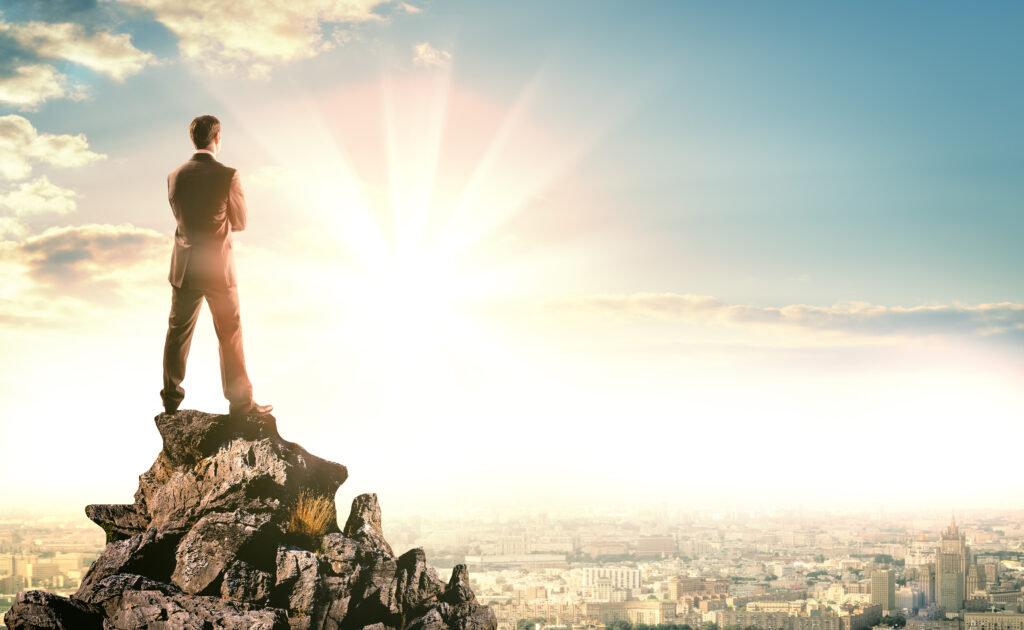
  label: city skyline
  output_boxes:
[1,1,1024,513]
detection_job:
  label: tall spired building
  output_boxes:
[936,515,970,611]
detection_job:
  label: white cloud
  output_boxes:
[118,0,388,76]
[0,223,168,327]
[548,292,1024,339]
[0,115,106,181]
[412,41,451,69]
[0,216,27,241]
[400,3,422,13]
[4,19,154,81]
[0,64,68,110]
[0,176,79,216]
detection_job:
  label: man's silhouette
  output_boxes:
[160,115,272,417]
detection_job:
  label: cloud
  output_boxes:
[0,176,79,216]
[14,223,166,286]
[0,224,168,328]
[2,19,155,81]
[0,13,154,107]
[548,292,1024,339]
[118,0,388,77]
[0,63,68,109]
[412,42,451,69]
[0,114,106,180]
[400,3,422,13]
[0,216,27,240]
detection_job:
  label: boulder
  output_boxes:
[3,590,103,630]
[104,589,288,629]
[396,548,445,610]
[274,545,320,614]
[135,411,347,533]
[84,503,148,543]
[171,509,277,595]
[222,560,274,605]
[14,409,493,630]
[74,527,181,602]
[343,493,393,557]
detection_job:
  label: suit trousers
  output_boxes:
[160,283,253,410]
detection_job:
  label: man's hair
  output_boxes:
[189,115,221,149]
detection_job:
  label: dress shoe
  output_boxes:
[229,401,273,417]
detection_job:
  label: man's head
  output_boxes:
[189,115,221,155]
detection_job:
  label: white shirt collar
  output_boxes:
[194,149,216,157]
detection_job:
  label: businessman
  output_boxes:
[159,115,272,417]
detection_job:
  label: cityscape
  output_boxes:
[3,507,1022,630]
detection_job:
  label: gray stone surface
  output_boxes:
[343,493,393,557]
[84,503,149,543]
[222,560,274,605]
[3,589,103,630]
[13,409,493,630]
[104,589,288,629]
[274,545,320,614]
[171,510,275,595]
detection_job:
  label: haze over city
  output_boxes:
[1,0,1023,517]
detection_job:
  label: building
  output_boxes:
[583,568,641,591]
[586,601,677,625]
[635,536,675,558]
[840,604,882,630]
[908,535,936,568]
[667,577,730,599]
[916,564,937,606]
[464,554,568,570]
[871,569,896,613]
[967,565,987,597]
[965,612,1024,630]
[936,517,970,612]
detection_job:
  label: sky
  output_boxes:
[1,0,1023,517]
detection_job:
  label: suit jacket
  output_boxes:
[167,152,247,289]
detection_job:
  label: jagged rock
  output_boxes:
[104,589,288,629]
[312,576,354,630]
[442,565,475,605]
[345,551,401,628]
[343,493,393,557]
[274,545,320,614]
[222,559,274,605]
[172,509,277,595]
[84,503,148,543]
[74,573,178,617]
[406,607,446,630]
[321,533,360,574]
[3,589,103,629]
[17,409,493,630]
[135,411,348,533]
[406,566,496,630]
[74,528,180,602]
[396,548,445,610]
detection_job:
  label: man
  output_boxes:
[159,115,272,417]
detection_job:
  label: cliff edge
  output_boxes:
[4,410,496,630]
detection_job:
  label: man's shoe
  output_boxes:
[229,401,273,417]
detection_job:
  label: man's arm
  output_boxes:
[227,169,247,232]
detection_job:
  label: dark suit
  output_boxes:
[160,152,253,411]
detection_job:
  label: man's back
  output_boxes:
[167,153,247,289]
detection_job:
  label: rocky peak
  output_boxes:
[4,410,495,630]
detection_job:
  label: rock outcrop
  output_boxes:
[4,410,496,630]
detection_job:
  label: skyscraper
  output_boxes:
[871,569,897,613]
[936,515,969,612]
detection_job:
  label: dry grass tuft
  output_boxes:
[288,490,335,550]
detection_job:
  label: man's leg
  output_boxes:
[160,284,204,412]
[204,284,254,411]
